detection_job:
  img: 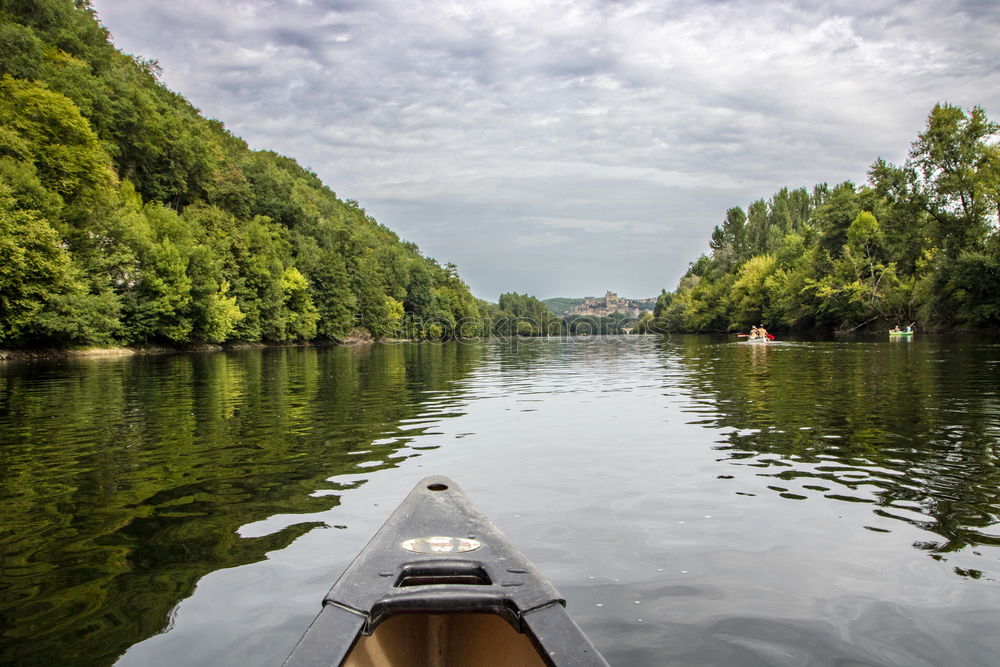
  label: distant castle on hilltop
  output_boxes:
[566,292,656,318]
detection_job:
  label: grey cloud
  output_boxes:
[92,0,1000,299]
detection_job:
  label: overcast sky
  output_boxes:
[90,0,1000,301]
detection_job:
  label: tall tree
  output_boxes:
[908,104,999,256]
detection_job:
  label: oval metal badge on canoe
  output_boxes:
[401,536,482,554]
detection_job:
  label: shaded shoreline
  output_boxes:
[0,331,474,362]
[4,328,998,362]
[0,340,352,362]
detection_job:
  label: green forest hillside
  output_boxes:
[655,104,1000,333]
[0,0,480,349]
[541,297,585,316]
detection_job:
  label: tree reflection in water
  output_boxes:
[0,343,482,666]
[665,336,1000,577]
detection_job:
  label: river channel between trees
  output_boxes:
[2,335,999,666]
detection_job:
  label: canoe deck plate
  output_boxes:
[401,536,482,554]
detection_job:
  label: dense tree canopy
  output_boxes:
[0,0,480,348]
[656,104,1000,333]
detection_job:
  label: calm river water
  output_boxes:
[1,335,999,666]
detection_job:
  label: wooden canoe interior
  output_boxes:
[342,613,547,667]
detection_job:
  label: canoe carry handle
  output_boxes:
[369,588,522,631]
[395,560,491,587]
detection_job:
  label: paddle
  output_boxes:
[737,333,775,340]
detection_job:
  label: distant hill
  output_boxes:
[542,298,586,316]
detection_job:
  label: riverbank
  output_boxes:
[0,341,343,362]
[5,328,997,361]
[0,346,172,361]
[0,326,444,361]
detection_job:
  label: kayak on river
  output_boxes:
[738,324,775,342]
[283,476,608,666]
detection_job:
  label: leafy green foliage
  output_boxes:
[660,104,1000,332]
[492,293,563,336]
[0,184,74,342]
[541,297,585,316]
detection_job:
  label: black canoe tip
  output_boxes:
[417,474,456,493]
[283,475,609,666]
